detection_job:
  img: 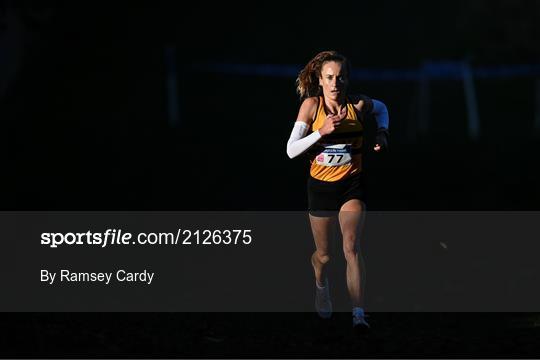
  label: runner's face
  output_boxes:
[319,61,348,101]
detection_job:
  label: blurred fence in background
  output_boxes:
[181,60,540,142]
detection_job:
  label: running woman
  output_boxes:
[286,51,389,331]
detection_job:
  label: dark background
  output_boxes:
[2,1,539,211]
[1,1,540,357]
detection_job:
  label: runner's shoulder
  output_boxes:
[349,94,373,113]
[298,96,319,123]
[301,96,319,110]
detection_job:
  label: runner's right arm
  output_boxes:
[286,98,320,159]
[287,97,343,159]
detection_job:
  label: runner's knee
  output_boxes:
[313,250,330,265]
[343,241,359,263]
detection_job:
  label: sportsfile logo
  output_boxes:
[41,229,133,248]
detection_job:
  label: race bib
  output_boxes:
[315,144,352,166]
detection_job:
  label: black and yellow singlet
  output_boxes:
[310,96,364,182]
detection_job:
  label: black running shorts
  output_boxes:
[307,172,366,217]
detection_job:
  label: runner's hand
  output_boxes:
[319,107,347,136]
[374,128,389,152]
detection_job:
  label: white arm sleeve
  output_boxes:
[286,121,322,159]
